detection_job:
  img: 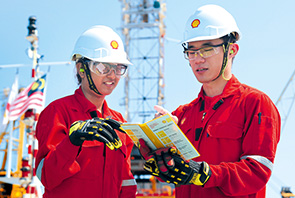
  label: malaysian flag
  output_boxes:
[8,74,47,121]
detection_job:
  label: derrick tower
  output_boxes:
[119,0,166,123]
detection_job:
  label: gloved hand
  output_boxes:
[154,105,178,124]
[139,139,211,186]
[69,117,126,150]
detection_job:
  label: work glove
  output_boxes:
[154,105,178,124]
[69,117,126,150]
[139,139,211,186]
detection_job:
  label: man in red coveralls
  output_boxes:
[139,4,281,198]
[35,25,137,198]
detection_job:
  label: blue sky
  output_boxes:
[1,0,295,197]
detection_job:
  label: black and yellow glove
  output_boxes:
[69,117,126,150]
[139,139,211,186]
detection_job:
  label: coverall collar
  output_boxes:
[194,75,242,105]
[73,86,112,118]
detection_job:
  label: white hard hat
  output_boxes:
[182,4,241,44]
[72,25,132,65]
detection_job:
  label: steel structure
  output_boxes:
[275,69,295,131]
[119,0,166,123]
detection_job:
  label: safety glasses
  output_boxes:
[88,61,128,76]
[183,43,225,60]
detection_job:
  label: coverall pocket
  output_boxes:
[179,124,195,142]
[75,144,105,179]
[248,114,277,156]
[207,122,243,139]
[206,123,243,161]
[117,133,127,158]
[178,122,193,135]
[118,143,127,158]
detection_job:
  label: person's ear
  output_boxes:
[229,43,239,56]
[76,62,85,78]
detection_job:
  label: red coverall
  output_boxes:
[35,87,137,198]
[172,75,280,198]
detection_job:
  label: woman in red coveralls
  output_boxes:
[35,25,137,198]
[139,4,281,198]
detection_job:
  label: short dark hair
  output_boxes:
[76,71,82,85]
[221,33,237,43]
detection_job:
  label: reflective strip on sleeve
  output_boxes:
[36,158,45,181]
[121,179,137,186]
[241,155,273,171]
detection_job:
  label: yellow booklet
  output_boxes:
[121,114,199,160]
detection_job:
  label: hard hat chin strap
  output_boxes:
[212,35,234,82]
[79,58,102,95]
[212,42,230,81]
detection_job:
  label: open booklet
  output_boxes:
[121,114,199,160]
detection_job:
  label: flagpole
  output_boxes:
[25,16,45,197]
[4,71,19,178]
[5,122,13,178]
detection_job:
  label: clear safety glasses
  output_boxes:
[183,43,225,60]
[88,61,128,76]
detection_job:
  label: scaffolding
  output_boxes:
[119,0,166,123]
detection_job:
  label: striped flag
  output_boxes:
[8,74,47,121]
[0,75,19,132]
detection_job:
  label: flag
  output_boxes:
[8,74,47,121]
[0,75,19,132]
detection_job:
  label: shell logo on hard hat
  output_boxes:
[191,19,200,28]
[110,40,119,49]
